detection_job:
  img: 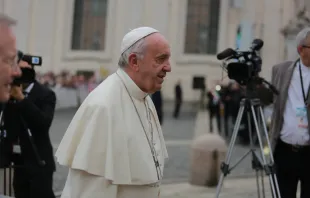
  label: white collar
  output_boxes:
[116,68,148,100]
[24,83,34,93]
[299,59,310,71]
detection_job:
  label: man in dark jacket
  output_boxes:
[151,90,163,125]
[3,61,56,198]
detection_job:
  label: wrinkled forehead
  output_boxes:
[0,42,16,59]
[145,33,171,56]
[0,28,16,58]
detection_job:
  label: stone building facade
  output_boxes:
[0,0,309,101]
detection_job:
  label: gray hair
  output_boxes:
[296,27,310,50]
[0,13,16,26]
[118,38,147,68]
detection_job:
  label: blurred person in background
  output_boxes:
[218,82,231,137]
[207,83,221,133]
[87,74,98,93]
[173,79,182,119]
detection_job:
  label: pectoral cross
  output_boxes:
[154,159,159,167]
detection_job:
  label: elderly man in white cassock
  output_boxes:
[55,27,171,198]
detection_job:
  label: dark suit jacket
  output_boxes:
[269,59,310,151]
[151,91,163,124]
[3,81,56,172]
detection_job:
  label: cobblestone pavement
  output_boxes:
[160,177,278,198]
[50,102,258,193]
[161,177,301,198]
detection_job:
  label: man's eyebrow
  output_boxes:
[156,53,170,59]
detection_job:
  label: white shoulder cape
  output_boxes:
[55,73,168,185]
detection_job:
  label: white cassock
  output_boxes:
[55,68,168,198]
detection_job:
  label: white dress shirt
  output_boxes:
[24,83,34,96]
[280,60,310,145]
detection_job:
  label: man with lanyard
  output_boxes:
[270,27,310,198]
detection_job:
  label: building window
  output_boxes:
[71,0,108,51]
[184,0,220,55]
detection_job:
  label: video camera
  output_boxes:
[217,39,264,85]
[12,50,42,86]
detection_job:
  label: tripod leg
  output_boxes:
[215,105,245,198]
[247,112,261,198]
[4,168,6,195]
[9,166,11,196]
[251,106,279,198]
[257,106,281,197]
[256,170,261,198]
[261,170,266,198]
[247,112,254,148]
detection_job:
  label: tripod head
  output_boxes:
[245,76,278,94]
[238,76,279,108]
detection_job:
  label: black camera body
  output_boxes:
[12,50,43,86]
[217,39,264,85]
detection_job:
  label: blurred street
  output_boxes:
[160,177,273,198]
[51,102,258,195]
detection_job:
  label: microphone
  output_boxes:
[216,48,236,60]
[250,39,264,51]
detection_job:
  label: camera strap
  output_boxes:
[298,61,310,106]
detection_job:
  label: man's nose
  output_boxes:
[164,61,171,72]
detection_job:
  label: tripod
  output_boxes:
[215,97,281,198]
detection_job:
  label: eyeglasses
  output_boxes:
[0,55,19,71]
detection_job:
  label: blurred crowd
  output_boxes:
[36,70,101,93]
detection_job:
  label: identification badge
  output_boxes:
[296,107,308,129]
[13,144,21,154]
[0,129,6,138]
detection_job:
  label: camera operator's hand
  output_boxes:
[10,85,24,101]
[19,60,31,68]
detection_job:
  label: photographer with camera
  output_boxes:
[269,27,310,198]
[2,51,56,198]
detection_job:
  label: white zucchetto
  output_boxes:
[120,27,159,54]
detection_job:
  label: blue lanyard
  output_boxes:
[299,61,310,105]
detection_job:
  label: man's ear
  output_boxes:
[297,45,303,55]
[128,53,139,71]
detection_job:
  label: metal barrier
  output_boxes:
[52,87,89,110]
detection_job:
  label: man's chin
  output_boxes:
[154,85,162,92]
